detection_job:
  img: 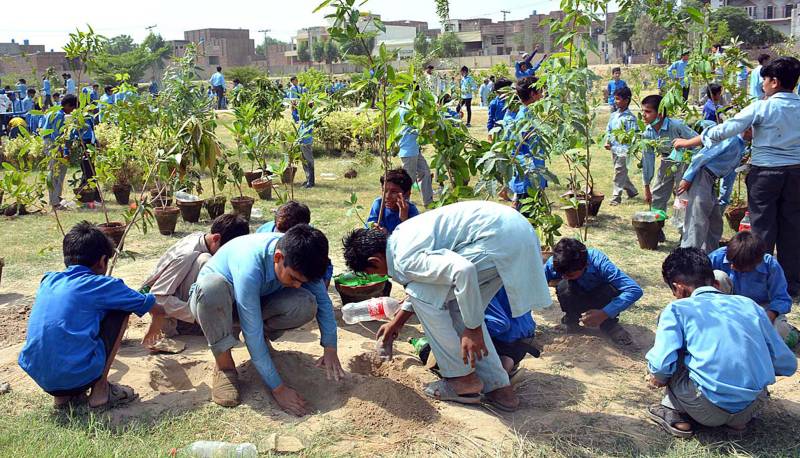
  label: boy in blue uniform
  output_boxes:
[366,168,420,234]
[604,86,639,205]
[18,221,163,410]
[646,247,796,438]
[190,226,343,414]
[668,52,690,100]
[43,94,76,209]
[515,45,547,79]
[486,78,512,140]
[16,79,27,100]
[209,66,225,110]
[603,67,627,112]
[41,75,52,108]
[507,76,547,209]
[292,102,316,188]
[544,238,643,345]
[703,83,723,122]
[709,231,796,345]
[21,88,36,114]
[456,66,477,127]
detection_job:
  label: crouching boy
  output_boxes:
[19,221,163,410]
[545,238,643,345]
[646,247,796,438]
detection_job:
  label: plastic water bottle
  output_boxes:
[341,297,401,324]
[409,337,432,365]
[179,441,257,458]
[671,197,688,229]
[739,212,751,232]
[175,191,200,202]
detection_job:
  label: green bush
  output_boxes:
[0,135,46,166]
[226,66,266,86]
[313,110,381,156]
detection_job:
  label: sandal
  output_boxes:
[90,383,139,412]
[147,337,186,354]
[646,405,694,438]
[423,380,481,405]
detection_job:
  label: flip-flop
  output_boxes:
[646,405,694,438]
[423,380,481,405]
[147,337,186,354]
[90,383,139,412]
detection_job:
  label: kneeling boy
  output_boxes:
[19,221,163,410]
[544,238,643,345]
[646,247,796,438]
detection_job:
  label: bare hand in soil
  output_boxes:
[646,373,667,389]
[272,384,309,416]
[315,347,346,382]
[579,310,608,329]
[461,327,488,367]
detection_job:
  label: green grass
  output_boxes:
[0,108,798,457]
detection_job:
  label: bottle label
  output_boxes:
[367,299,385,319]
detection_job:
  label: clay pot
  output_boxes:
[74,186,98,203]
[252,177,273,200]
[204,196,227,220]
[281,166,298,184]
[98,221,126,249]
[724,203,748,231]
[3,204,17,216]
[344,169,358,179]
[335,280,392,305]
[244,170,264,187]
[150,188,173,207]
[562,201,588,228]
[632,220,661,250]
[16,205,28,216]
[176,199,204,223]
[112,184,132,205]
[587,192,605,217]
[231,196,255,221]
[154,206,180,235]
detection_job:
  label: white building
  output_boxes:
[716,0,797,36]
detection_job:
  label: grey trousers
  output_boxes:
[161,252,211,335]
[652,158,687,212]
[47,157,68,206]
[408,267,510,393]
[662,361,766,428]
[301,143,314,186]
[189,272,317,357]
[401,154,433,206]
[611,151,638,201]
[681,168,722,252]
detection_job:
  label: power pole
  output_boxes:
[501,10,510,55]
[258,29,271,70]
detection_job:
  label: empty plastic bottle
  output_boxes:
[739,212,751,232]
[671,197,688,229]
[180,441,257,458]
[341,297,401,324]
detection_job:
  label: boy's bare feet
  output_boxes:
[485,385,520,412]
[447,372,483,395]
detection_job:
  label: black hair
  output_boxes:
[726,231,765,271]
[614,86,632,100]
[216,66,222,72]
[233,78,240,84]
[641,94,662,111]
[552,238,589,274]
[757,54,771,65]
[661,247,715,289]
[275,200,311,232]
[290,76,298,82]
[19,78,26,84]
[680,51,689,57]
[706,83,722,98]
[342,228,387,273]
[61,94,78,108]
[63,221,114,268]
[760,56,800,91]
[713,43,723,52]
[104,85,113,94]
[380,167,413,193]
[461,66,469,73]
[92,83,99,88]
[26,88,35,96]
[426,64,434,70]
[611,67,621,74]
[493,77,512,92]
[276,224,329,281]
[516,76,539,102]
[441,93,452,104]
[210,213,250,246]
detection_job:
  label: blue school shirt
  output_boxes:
[709,247,792,315]
[646,287,796,413]
[42,110,66,143]
[514,51,541,79]
[506,106,546,193]
[701,92,800,168]
[27,114,43,133]
[749,65,764,100]
[544,249,643,318]
[606,79,627,104]
[66,78,76,95]
[18,265,154,392]
[460,76,476,99]
[366,197,420,234]
[16,83,27,98]
[703,99,720,122]
[22,96,35,113]
[397,107,420,158]
[641,117,697,186]
[485,287,536,343]
[605,108,637,155]
[11,98,23,113]
[42,79,51,96]
[668,60,688,87]
[291,110,313,145]
[197,233,337,390]
[210,72,225,88]
[683,135,745,184]
[487,97,507,132]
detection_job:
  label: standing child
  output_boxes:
[43,94,76,209]
[506,76,547,209]
[478,79,490,107]
[703,83,723,122]
[398,104,433,207]
[604,86,639,205]
[486,78,512,140]
[292,102,316,188]
[668,52,690,101]
[41,75,52,108]
[749,54,770,101]
[603,67,628,112]
[456,66,477,127]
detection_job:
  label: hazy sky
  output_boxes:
[5,0,563,51]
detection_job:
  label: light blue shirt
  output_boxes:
[479,84,491,101]
[506,106,546,193]
[66,78,76,95]
[749,65,764,100]
[514,51,541,79]
[460,75,477,99]
[709,248,792,315]
[701,92,800,167]
[487,96,507,132]
[387,201,552,328]
[197,233,337,389]
[605,108,638,155]
[641,117,697,185]
[667,60,689,87]
[397,106,420,158]
[42,109,66,143]
[684,135,746,183]
[606,79,627,105]
[210,72,225,88]
[16,83,27,98]
[646,287,796,413]
[42,79,51,96]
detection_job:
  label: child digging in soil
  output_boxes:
[544,238,642,346]
[18,221,164,410]
[646,247,796,438]
[140,214,249,353]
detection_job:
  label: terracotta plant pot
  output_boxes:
[98,221,126,249]
[632,220,661,250]
[724,203,748,231]
[176,199,204,223]
[112,184,132,205]
[74,186,98,203]
[587,192,605,217]
[3,204,17,216]
[154,206,180,235]
[252,177,273,200]
[281,166,297,184]
[231,196,255,221]
[204,196,227,220]
[150,188,173,207]
[244,170,264,188]
[562,201,588,228]
[344,169,358,179]
[335,280,392,305]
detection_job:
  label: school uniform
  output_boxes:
[701,92,800,294]
[398,106,433,206]
[457,75,477,125]
[15,83,27,100]
[18,265,155,395]
[484,287,538,366]
[190,233,337,391]
[605,108,639,202]
[703,99,720,122]
[42,109,67,206]
[505,106,547,206]
[21,96,34,114]
[255,221,335,284]
[486,96,507,133]
[366,197,420,234]
[209,71,226,109]
[680,135,747,252]
[292,110,315,187]
[42,79,52,107]
[642,117,698,213]
[646,286,796,427]
[387,201,551,393]
[668,60,690,100]
[606,79,627,111]
[544,249,642,329]
[514,51,542,79]
[478,84,490,107]
[66,78,76,95]
[749,65,764,101]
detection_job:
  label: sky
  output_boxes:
[4,0,563,51]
